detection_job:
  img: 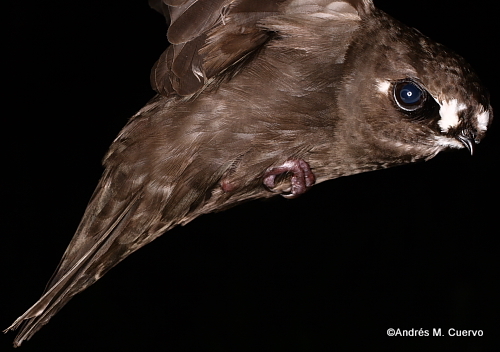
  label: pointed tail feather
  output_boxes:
[3,194,142,347]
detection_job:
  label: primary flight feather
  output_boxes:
[5,0,492,346]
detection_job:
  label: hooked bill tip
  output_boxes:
[458,135,476,156]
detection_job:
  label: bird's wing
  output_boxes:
[149,0,284,96]
[148,0,373,96]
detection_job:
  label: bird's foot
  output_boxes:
[263,159,315,199]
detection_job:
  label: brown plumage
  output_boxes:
[4,0,492,346]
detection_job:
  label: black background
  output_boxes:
[2,1,498,351]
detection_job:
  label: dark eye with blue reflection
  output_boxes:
[394,81,426,111]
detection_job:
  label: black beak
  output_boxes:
[458,135,476,156]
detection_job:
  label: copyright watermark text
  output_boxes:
[387,328,483,337]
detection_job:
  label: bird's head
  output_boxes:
[336,7,492,164]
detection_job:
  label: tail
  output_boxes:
[3,190,143,347]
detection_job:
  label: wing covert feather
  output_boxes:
[149,0,288,96]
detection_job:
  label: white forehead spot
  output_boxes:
[376,80,391,94]
[437,99,466,133]
[477,109,490,132]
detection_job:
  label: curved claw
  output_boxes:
[263,159,316,198]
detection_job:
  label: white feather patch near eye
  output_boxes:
[437,99,466,132]
[477,109,490,132]
[376,80,390,94]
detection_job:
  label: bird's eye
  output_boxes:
[394,81,426,111]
